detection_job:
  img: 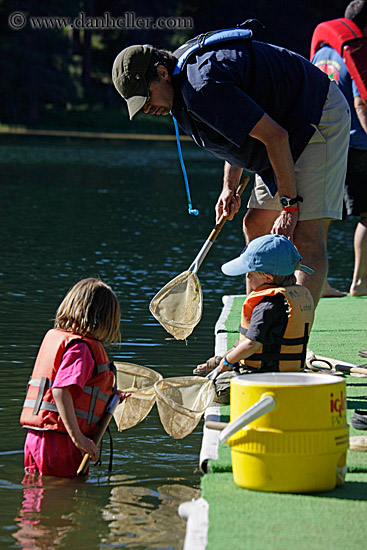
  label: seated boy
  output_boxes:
[195,234,315,402]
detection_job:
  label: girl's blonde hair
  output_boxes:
[54,278,121,344]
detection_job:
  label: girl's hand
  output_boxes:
[52,387,100,462]
[117,391,131,403]
[74,434,99,463]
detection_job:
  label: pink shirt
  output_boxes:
[53,340,95,391]
[24,341,96,477]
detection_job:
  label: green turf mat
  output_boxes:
[224,296,246,333]
[308,295,367,363]
[203,472,367,550]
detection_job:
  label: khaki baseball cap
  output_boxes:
[112,45,154,120]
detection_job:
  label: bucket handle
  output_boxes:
[219,394,276,445]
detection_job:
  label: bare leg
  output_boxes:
[243,208,279,242]
[350,213,367,296]
[322,220,347,297]
[293,219,328,307]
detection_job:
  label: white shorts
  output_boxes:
[247,81,351,220]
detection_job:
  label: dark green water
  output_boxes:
[0,136,356,550]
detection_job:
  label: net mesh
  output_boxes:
[154,376,215,439]
[149,270,203,340]
[113,362,163,431]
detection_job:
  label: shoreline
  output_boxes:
[0,126,192,142]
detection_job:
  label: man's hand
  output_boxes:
[271,210,298,241]
[216,163,244,222]
[215,188,241,223]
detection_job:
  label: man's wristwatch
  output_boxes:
[279,195,303,208]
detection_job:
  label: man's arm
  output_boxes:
[215,163,243,222]
[355,95,367,135]
[249,113,299,240]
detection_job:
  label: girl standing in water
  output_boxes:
[20,277,126,477]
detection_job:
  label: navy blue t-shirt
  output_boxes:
[242,293,288,372]
[172,39,330,196]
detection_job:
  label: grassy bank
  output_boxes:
[0,103,175,136]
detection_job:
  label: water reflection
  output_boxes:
[102,480,199,549]
[13,473,199,550]
[14,474,86,550]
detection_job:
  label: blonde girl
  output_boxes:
[20,278,125,477]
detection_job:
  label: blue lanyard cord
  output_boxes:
[172,115,199,216]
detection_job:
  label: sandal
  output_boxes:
[359,350,367,358]
[193,355,222,376]
[351,409,367,430]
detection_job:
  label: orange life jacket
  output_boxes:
[20,329,115,436]
[239,284,314,371]
[310,18,367,101]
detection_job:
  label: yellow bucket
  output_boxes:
[222,372,348,493]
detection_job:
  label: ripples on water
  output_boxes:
[0,137,356,549]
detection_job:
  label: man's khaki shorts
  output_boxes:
[247,82,351,221]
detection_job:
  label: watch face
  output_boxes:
[280,197,290,207]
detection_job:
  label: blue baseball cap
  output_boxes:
[221,235,314,276]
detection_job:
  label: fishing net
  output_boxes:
[154,376,215,439]
[149,270,203,340]
[113,362,163,431]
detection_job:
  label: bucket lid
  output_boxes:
[232,372,344,387]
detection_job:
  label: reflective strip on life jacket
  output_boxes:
[239,323,309,346]
[23,380,111,420]
[95,362,114,373]
[238,325,310,346]
[28,360,111,389]
[22,399,103,425]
